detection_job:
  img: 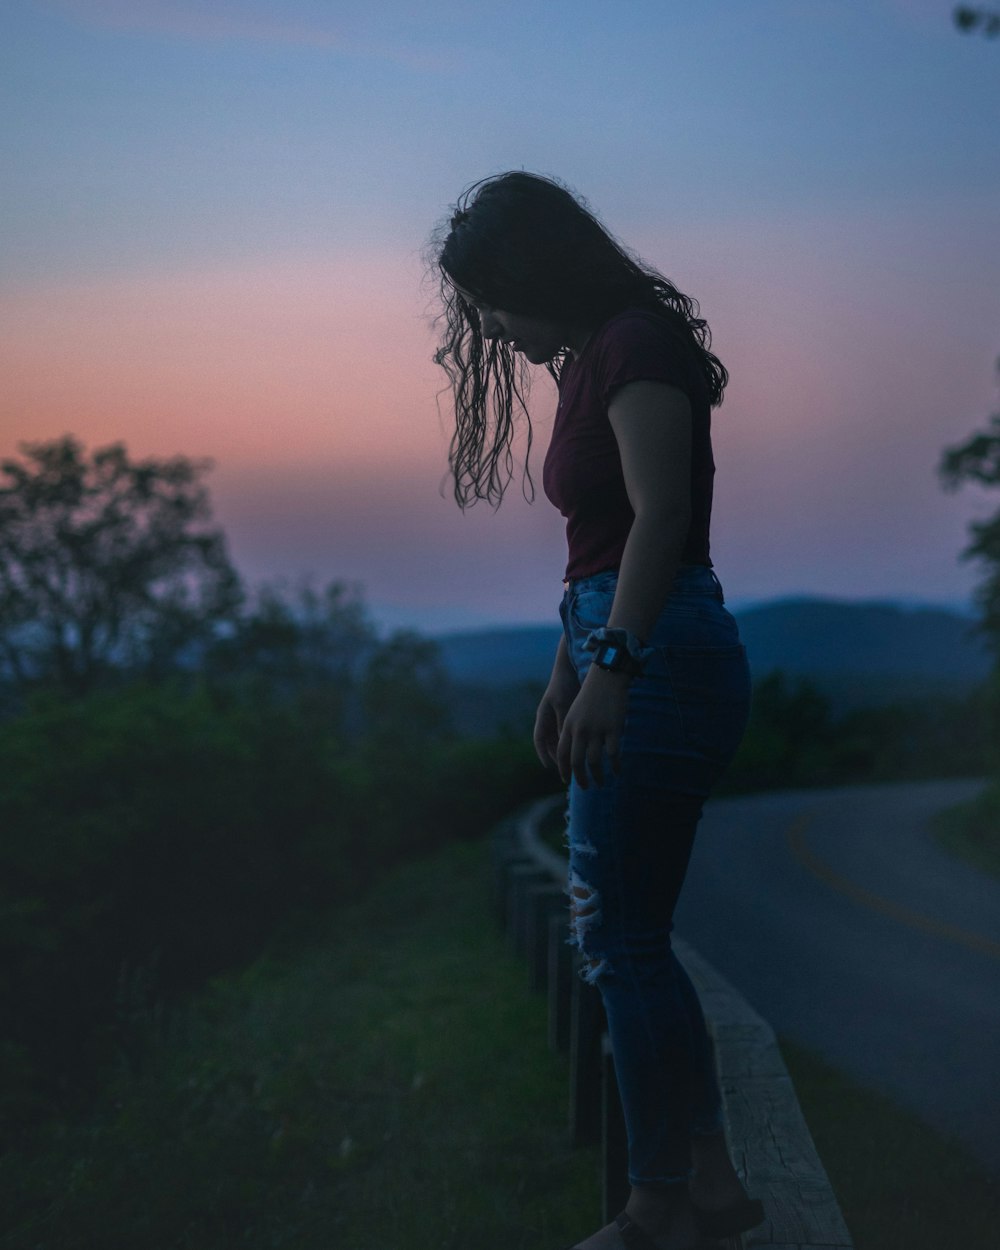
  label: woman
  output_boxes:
[430,172,761,1250]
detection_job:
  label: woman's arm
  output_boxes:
[556,380,693,788]
[605,379,693,639]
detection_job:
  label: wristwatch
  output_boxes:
[590,640,643,676]
[585,628,649,677]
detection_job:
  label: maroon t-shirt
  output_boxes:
[542,308,714,581]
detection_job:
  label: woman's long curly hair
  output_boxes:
[429,170,728,508]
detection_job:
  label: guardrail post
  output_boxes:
[525,883,566,992]
[490,825,532,928]
[569,970,605,1145]
[601,1033,629,1222]
[506,863,552,955]
[548,913,573,1053]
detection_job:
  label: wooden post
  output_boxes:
[506,863,552,955]
[491,842,533,928]
[569,968,606,1145]
[600,1032,630,1222]
[526,882,567,993]
[548,912,573,1053]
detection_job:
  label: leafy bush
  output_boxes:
[0,683,343,1127]
[0,660,556,1141]
[722,670,986,793]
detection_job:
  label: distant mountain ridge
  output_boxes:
[433,598,992,702]
[734,598,988,684]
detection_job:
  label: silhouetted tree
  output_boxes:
[361,629,453,748]
[940,359,1000,646]
[0,436,241,693]
[239,580,372,682]
[207,578,376,735]
[953,5,1000,37]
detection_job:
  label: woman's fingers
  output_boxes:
[534,701,561,769]
[556,723,573,786]
[543,740,559,770]
[532,714,547,766]
[557,682,625,788]
[585,748,603,788]
[559,726,614,789]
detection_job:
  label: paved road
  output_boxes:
[674,778,1000,1174]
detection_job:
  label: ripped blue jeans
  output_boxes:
[560,564,751,1188]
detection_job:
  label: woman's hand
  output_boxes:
[534,663,580,771]
[556,665,630,789]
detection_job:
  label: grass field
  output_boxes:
[2,834,997,1249]
[0,840,598,1250]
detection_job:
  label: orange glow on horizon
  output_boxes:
[1,252,447,474]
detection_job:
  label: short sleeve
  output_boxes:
[591,312,695,407]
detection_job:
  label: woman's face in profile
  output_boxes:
[455,287,580,363]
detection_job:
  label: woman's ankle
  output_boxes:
[689,1133,748,1208]
[622,1185,700,1250]
[626,1183,690,1228]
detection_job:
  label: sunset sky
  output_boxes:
[3,0,999,632]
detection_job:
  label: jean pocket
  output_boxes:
[569,587,615,634]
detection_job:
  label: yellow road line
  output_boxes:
[785,815,1000,963]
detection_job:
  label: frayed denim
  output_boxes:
[560,565,751,1187]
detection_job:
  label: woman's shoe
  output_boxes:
[691,1195,765,1238]
[566,1211,662,1249]
[565,1209,716,1250]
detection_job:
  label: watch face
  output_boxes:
[595,643,623,670]
[593,640,641,676]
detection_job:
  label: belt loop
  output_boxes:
[709,569,724,601]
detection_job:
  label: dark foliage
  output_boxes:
[940,360,1000,647]
[939,359,1000,856]
[0,435,560,1143]
[722,669,986,794]
[0,437,241,698]
[953,5,1000,37]
[0,623,557,1144]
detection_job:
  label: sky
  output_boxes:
[2,0,999,633]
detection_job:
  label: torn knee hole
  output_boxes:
[571,883,599,919]
[567,871,603,942]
